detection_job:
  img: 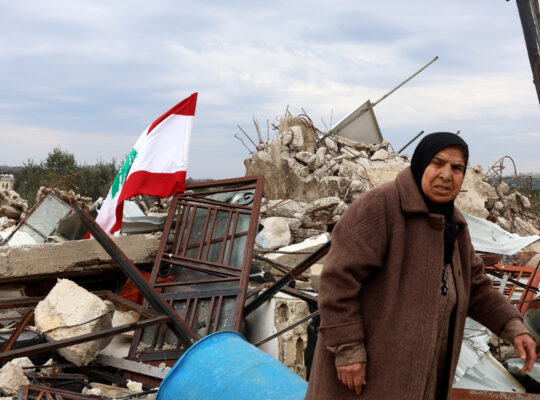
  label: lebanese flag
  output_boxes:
[92,93,197,236]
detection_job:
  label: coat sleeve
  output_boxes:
[318,189,388,349]
[464,228,523,335]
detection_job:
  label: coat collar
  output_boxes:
[395,167,467,227]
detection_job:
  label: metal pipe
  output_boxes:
[244,241,331,316]
[71,204,198,346]
[398,130,425,154]
[0,309,34,353]
[371,56,439,109]
[254,310,319,347]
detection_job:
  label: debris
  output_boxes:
[464,213,540,255]
[0,361,29,396]
[0,188,28,222]
[255,217,293,250]
[0,233,161,283]
[111,308,140,338]
[505,358,540,393]
[127,380,144,393]
[10,357,34,369]
[96,354,168,379]
[244,240,329,316]
[329,100,383,145]
[34,279,114,366]
[85,387,104,396]
[246,293,311,378]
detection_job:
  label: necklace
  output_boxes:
[441,264,448,296]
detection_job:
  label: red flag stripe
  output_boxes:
[109,170,187,233]
[147,92,198,134]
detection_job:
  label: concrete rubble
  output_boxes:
[0,188,27,229]
[34,279,114,366]
[0,233,160,282]
[0,361,29,396]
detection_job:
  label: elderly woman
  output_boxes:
[305,132,536,400]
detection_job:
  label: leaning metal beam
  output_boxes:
[516,0,540,104]
[0,315,170,362]
[72,204,198,347]
[244,240,330,316]
[0,309,33,353]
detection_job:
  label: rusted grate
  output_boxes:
[485,264,540,314]
[129,176,263,364]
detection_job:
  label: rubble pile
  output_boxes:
[247,116,539,249]
[36,187,93,210]
[245,116,410,204]
[0,188,27,228]
[485,181,540,237]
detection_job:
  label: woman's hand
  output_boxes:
[513,333,537,374]
[337,362,367,395]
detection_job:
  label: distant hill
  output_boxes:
[499,176,540,191]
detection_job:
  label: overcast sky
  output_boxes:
[1,1,539,179]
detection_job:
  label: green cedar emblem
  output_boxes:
[111,148,138,198]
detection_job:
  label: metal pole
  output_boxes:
[244,241,331,316]
[370,56,439,108]
[398,131,425,154]
[254,310,320,347]
[516,0,540,104]
[71,204,198,346]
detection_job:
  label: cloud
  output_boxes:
[0,1,538,179]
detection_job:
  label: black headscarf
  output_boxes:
[410,132,469,264]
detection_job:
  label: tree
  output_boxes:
[13,147,118,206]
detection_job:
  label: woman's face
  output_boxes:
[421,146,466,204]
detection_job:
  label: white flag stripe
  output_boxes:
[130,114,193,174]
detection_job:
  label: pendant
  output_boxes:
[441,266,448,296]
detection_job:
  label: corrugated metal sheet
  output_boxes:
[463,213,540,255]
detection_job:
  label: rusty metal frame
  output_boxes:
[486,264,540,314]
[0,291,169,363]
[19,385,100,400]
[485,155,535,197]
[128,176,264,364]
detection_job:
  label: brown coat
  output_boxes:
[305,168,522,400]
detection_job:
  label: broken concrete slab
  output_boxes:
[278,116,317,153]
[256,217,293,250]
[0,233,160,283]
[0,361,29,396]
[34,279,113,366]
[370,149,389,161]
[112,308,140,338]
[10,357,34,369]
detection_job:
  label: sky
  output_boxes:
[1,1,539,179]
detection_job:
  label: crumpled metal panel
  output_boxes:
[6,193,71,246]
[463,213,540,256]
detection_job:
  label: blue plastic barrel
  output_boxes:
[156,331,308,400]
